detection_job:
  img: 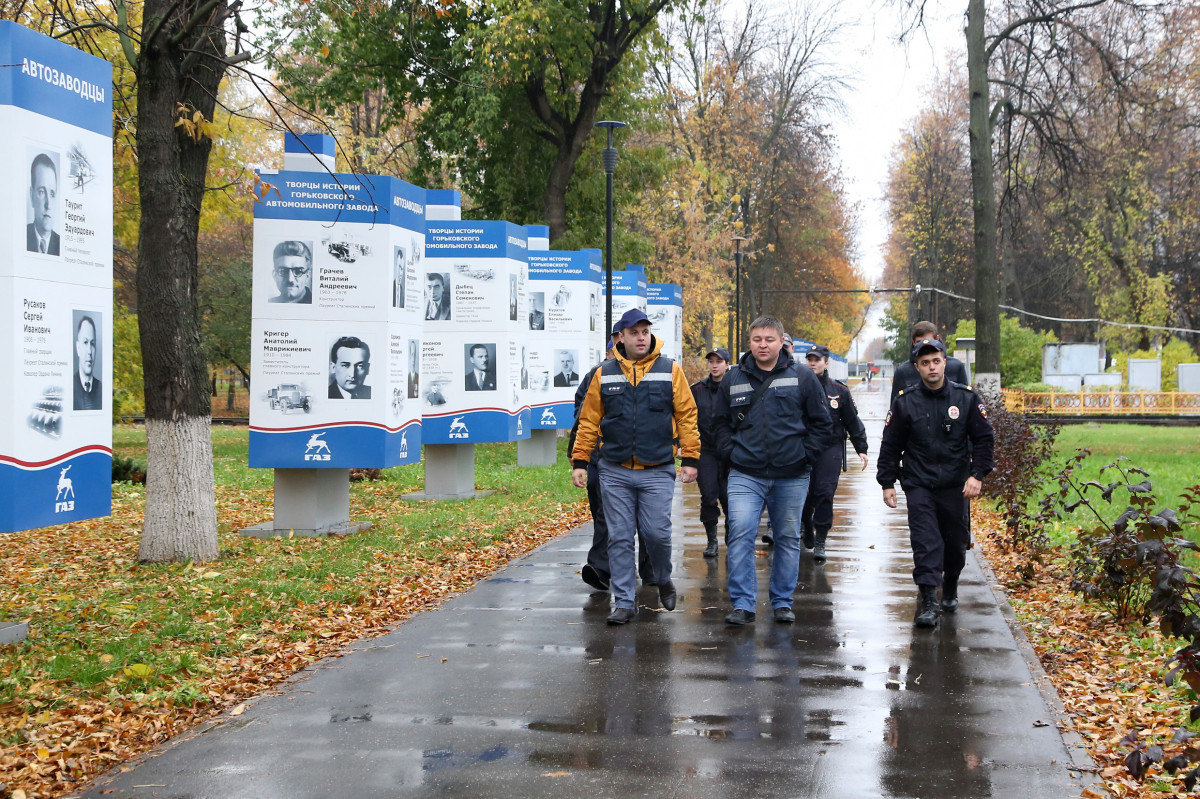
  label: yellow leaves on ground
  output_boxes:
[976,508,1195,798]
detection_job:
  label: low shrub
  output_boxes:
[982,397,1059,556]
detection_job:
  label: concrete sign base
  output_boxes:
[517,429,557,467]
[0,620,29,646]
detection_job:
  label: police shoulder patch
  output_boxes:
[884,409,892,426]
[978,402,988,418]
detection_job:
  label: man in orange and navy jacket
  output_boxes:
[572,308,701,625]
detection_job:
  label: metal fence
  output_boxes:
[1002,388,1200,415]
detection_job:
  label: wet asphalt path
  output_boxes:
[82,384,1096,798]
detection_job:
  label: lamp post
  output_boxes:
[731,235,746,355]
[596,120,627,339]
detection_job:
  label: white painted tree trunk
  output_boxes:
[138,416,218,562]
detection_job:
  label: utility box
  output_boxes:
[1178,363,1200,393]
[1043,343,1104,382]
[1128,358,1161,392]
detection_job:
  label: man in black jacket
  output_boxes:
[691,347,731,558]
[713,316,833,626]
[890,321,969,403]
[877,338,994,628]
[801,345,868,562]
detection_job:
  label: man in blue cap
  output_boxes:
[878,337,994,628]
[570,323,654,593]
[801,344,869,562]
[572,308,700,624]
[691,346,732,558]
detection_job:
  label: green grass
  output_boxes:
[2,428,584,714]
[1035,423,1200,545]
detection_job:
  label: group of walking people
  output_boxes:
[570,309,994,629]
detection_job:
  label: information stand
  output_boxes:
[647,283,683,362]
[603,267,648,335]
[0,23,113,538]
[0,23,113,643]
[414,209,530,499]
[516,225,552,466]
[244,134,425,535]
[521,243,602,466]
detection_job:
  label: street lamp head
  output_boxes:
[595,120,628,152]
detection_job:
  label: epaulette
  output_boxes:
[835,378,849,388]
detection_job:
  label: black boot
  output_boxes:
[812,528,829,563]
[801,524,815,550]
[703,522,719,558]
[941,573,959,613]
[914,585,940,628]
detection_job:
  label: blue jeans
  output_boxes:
[726,469,810,612]
[597,461,676,608]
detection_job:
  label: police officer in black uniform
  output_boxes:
[801,345,868,562]
[877,338,994,628]
[691,347,732,558]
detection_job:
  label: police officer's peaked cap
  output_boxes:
[705,347,732,362]
[806,345,831,359]
[612,308,651,334]
[910,337,946,363]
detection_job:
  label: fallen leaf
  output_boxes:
[230,704,246,716]
[541,771,572,777]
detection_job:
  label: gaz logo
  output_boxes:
[517,417,524,435]
[540,408,557,425]
[448,416,470,439]
[399,431,409,458]
[54,465,75,513]
[304,432,332,461]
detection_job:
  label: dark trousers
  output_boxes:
[801,444,843,534]
[585,460,652,581]
[697,450,729,527]
[904,484,970,587]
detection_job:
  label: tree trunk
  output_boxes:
[966,0,1002,385]
[134,0,228,562]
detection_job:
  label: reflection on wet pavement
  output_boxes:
[81,384,1092,799]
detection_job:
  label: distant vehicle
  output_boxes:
[267,384,311,413]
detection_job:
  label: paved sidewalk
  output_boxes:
[82,385,1096,798]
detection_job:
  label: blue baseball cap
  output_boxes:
[705,347,732,362]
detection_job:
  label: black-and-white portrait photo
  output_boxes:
[552,283,571,308]
[520,346,528,390]
[589,293,597,331]
[425,272,451,320]
[508,273,518,321]
[27,149,61,256]
[393,246,407,309]
[270,240,313,304]
[72,311,102,411]
[464,343,497,391]
[553,349,579,387]
[528,291,545,331]
[328,336,372,399]
[407,339,420,399]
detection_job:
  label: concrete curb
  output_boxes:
[972,545,1103,792]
